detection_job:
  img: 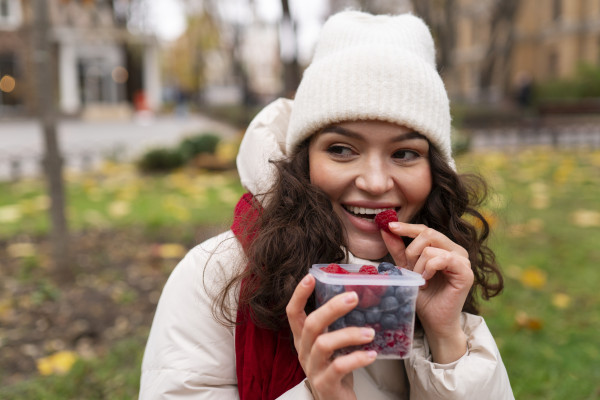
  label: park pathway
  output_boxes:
[0,113,239,181]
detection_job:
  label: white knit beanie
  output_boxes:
[287,11,454,169]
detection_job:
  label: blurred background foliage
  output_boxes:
[1,0,600,399]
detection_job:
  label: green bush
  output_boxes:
[451,128,471,156]
[178,133,221,161]
[137,147,185,173]
[535,63,600,101]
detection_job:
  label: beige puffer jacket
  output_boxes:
[139,99,514,399]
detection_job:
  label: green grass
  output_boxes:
[0,335,146,399]
[460,149,600,399]
[0,163,245,239]
[1,149,600,398]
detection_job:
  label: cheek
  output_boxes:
[402,168,432,205]
[309,156,343,195]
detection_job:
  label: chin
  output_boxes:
[349,240,388,261]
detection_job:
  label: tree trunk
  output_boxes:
[478,0,520,100]
[280,0,301,97]
[411,0,456,74]
[32,0,72,280]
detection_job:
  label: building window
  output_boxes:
[0,1,9,18]
[0,0,22,30]
[552,0,562,21]
[548,51,559,77]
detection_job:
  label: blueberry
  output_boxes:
[345,310,366,326]
[383,286,395,297]
[365,307,382,324]
[381,313,399,330]
[396,303,414,321]
[315,282,327,305]
[329,317,346,331]
[380,296,400,312]
[326,284,345,299]
[377,262,395,273]
[394,287,413,303]
[387,267,402,276]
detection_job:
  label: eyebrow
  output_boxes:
[321,125,427,142]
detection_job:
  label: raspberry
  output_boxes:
[358,287,381,308]
[358,265,378,275]
[320,263,350,274]
[374,209,398,233]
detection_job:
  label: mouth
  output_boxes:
[342,205,398,221]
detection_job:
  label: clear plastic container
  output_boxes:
[310,263,425,359]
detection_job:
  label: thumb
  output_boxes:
[381,230,408,269]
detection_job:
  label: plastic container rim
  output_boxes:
[310,263,425,286]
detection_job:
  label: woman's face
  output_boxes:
[308,120,432,260]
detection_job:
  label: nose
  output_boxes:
[355,159,394,195]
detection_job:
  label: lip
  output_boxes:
[340,203,399,233]
[343,201,399,210]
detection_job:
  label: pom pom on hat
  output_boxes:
[287,11,454,169]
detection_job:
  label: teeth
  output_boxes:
[346,206,394,215]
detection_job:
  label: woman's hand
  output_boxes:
[286,274,377,399]
[382,222,474,363]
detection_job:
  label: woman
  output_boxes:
[140,11,514,399]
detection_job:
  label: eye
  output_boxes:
[392,150,420,161]
[327,145,355,157]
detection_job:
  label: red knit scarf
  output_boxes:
[231,193,306,399]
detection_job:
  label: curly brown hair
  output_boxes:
[215,138,503,330]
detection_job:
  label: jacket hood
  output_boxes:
[236,98,293,204]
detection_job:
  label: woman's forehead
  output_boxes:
[318,121,427,142]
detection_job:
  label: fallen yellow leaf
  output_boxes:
[571,209,600,227]
[156,243,186,259]
[515,311,544,331]
[37,351,78,376]
[108,201,131,218]
[529,182,550,210]
[0,205,22,223]
[520,267,547,289]
[7,242,37,258]
[552,293,571,309]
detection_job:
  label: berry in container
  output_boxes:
[310,263,425,359]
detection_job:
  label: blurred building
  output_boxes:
[450,0,600,103]
[0,0,161,118]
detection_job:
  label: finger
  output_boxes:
[310,327,375,364]
[388,222,468,268]
[420,253,474,289]
[412,246,447,276]
[286,274,315,339]
[380,229,408,268]
[311,350,377,391]
[300,291,358,357]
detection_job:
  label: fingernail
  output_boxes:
[366,350,377,359]
[362,328,375,339]
[388,222,400,229]
[301,275,311,286]
[345,292,358,304]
